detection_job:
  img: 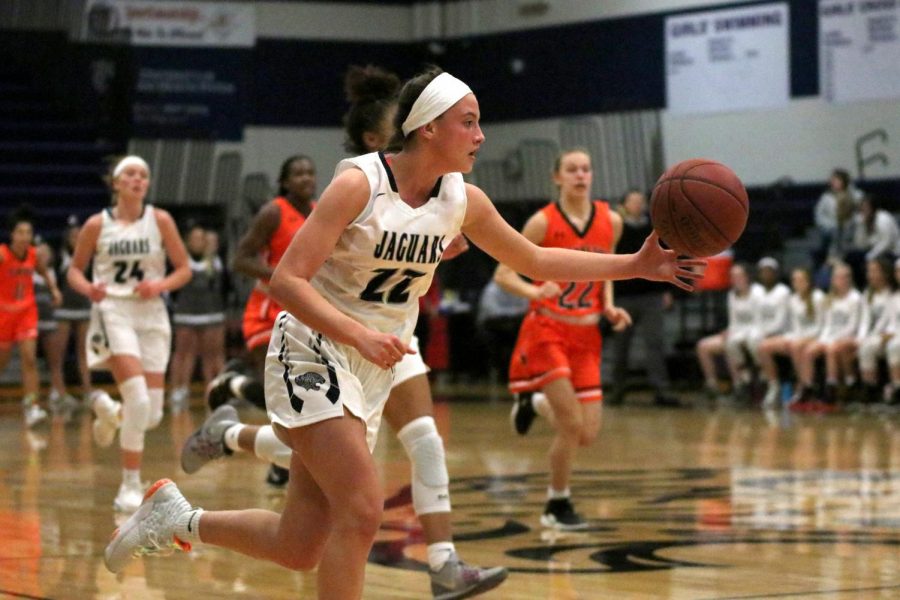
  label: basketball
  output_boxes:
[649,158,749,257]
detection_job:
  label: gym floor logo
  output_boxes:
[370,467,900,574]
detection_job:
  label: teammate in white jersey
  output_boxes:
[837,257,894,405]
[791,261,861,411]
[756,267,826,408]
[67,155,191,512]
[105,68,702,599]
[696,263,758,400]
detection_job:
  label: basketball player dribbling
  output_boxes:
[497,148,631,530]
[180,65,504,599]
[105,68,702,600]
[67,155,191,512]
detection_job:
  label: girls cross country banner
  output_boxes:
[819,0,900,104]
[665,3,790,115]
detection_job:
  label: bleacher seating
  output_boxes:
[0,71,119,244]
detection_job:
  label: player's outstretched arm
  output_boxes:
[463,184,704,291]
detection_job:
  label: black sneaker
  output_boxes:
[510,392,537,435]
[266,463,289,487]
[206,370,239,411]
[540,498,588,530]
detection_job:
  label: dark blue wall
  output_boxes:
[250,0,818,126]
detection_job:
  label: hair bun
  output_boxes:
[344,65,400,104]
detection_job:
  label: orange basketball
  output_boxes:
[649,159,749,257]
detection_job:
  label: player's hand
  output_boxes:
[356,330,416,370]
[604,305,632,332]
[635,231,706,292]
[442,234,470,261]
[533,281,562,300]
[134,280,164,299]
[50,287,63,307]
[88,282,107,302]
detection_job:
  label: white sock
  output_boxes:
[229,375,249,399]
[533,393,553,420]
[223,423,245,453]
[427,541,455,571]
[122,468,140,487]
[175,508,204,545]
[548,487,570,500]
[845,376,856,387]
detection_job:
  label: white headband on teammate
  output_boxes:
[113,155,150,178]
[401,72,473,137]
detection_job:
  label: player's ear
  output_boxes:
[420,120,437,140]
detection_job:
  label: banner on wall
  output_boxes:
[76,0,254,140]
[665,3,790,115]
[80,0,254,47]
[820,0,900,104]
[130,47,249,140]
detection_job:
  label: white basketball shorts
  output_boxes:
[264,311,394,453]
[86,297,171,373]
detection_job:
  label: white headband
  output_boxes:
[113,155,150,178]
[401,72,473,137]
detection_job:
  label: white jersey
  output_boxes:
[819,288,862,343]
[727,283,763,338]
[882,290,900,335]
[857,287,891,338]
[92,206,166,299]
[787,289,826,340]
[757,282,790,337]
[310,152,467,343]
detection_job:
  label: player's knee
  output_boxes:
[279,546,324,572]
[119,376,151,451]
[145,388,164,430]
[338,493,382,541]
[397,416,451,515]
[555,408,583,439]
[579,426,600,446]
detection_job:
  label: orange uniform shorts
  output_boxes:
[242,290,282,351]
[508,311,603,403]
[0,304,38,345]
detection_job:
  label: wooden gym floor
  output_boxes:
[1,391,899,599]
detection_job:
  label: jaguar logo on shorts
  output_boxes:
[295,371,326,391]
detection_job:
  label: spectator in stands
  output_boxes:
[880,258,900,406]
[813,168,862,270]
[167,223,227,413]
[51,216,94,407]
[838,257,894,405]
[791,262,861,411]
[696,263,761,400]
[476,279,529,382]
[757,267,826,409]
[845,195,899,286]
[607,189,679,407]
[33,238,75,418]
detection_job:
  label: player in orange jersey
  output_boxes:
[0,207,62,427]
[495,148,631,530]
[204,155,316,485]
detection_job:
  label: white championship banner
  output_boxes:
[820,0,900,104]
[80,0,255,47]
[666,3,790,115]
